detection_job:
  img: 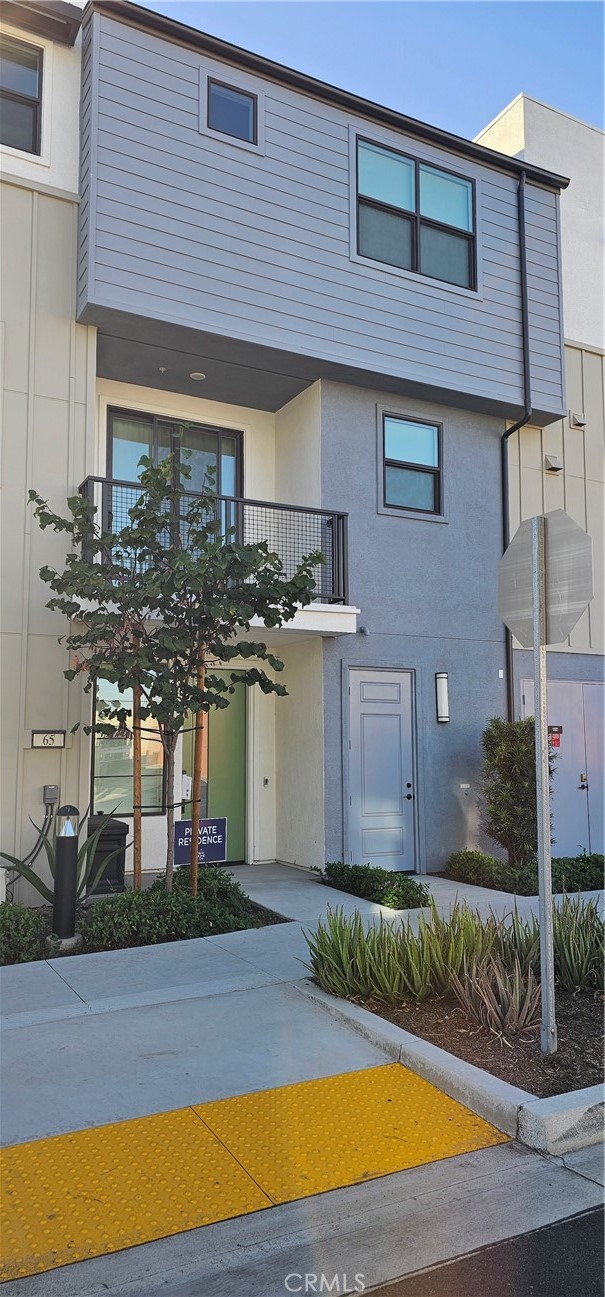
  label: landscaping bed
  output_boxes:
[314,861,430,909]
[444,849,604,896]
[0,867,286,965]
[358,989,604,1098]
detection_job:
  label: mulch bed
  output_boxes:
[357,991,604,1097]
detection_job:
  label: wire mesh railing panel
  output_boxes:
[80,479,347,602]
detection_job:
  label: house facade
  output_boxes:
[477,96,604,857]
[1,1,570,899]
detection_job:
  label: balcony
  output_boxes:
[79,477,349,605]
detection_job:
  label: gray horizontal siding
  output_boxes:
[78,13,565,418]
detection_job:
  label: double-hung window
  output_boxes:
[357,138,475,290]
[0,35,42,154]
[383,414,441,515]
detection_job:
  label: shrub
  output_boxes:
[551,854,604,893]
[81,870,261,952]
[445,849,604,897]
[481,716,556,868]
[0,901,46,966]
[317,861,430,909]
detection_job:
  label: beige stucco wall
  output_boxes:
[0,20,82,197]
[476,94,604,351]
[507,346,604,653]
[275,638,325,869]
[0,179,97,901]
[478,96,604,657]
[274,383,321,508]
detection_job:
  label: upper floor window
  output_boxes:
[0,35,42,154]
[357,138,475,290]
[208,78,257,144]
[383,414,441,514]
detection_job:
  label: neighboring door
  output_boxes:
[522,679,604,856]
[348,668,416,872]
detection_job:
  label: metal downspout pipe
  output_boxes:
[502,169,532,720]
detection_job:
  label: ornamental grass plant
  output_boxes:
[304,895,603,1034]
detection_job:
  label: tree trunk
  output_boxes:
[132,684,142,891]
[189,659,206,898]
[164,730,177,893]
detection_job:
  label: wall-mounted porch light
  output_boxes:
[435,673,450,723]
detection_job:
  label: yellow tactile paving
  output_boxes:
[0,1064,509,1281]
[197,1063,509,1203]
[0,1106,271,1282]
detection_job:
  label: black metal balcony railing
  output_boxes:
[79,477,348,605]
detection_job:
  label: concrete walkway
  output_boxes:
[1,864,602,1294]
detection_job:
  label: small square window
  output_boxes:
[0,35,42,155]
[208,79,257,144]
[383,415,441,515]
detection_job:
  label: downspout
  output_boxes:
[501,169,532,720]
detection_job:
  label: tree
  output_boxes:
[29,455,321,891]
[481,716,557,869]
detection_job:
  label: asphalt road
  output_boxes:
[367,1208,605,1297]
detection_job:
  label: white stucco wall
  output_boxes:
[476,95,604,351]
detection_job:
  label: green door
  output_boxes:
[207,676,246,863]
[181,674,246,864]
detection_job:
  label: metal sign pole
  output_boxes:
[532,515,557,1055]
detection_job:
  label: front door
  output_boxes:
[522,679,604,856]
[348,668,416,872]
[181,674,246,864]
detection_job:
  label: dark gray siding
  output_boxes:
[78,13,565,422]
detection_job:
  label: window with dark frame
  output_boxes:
[92,681,165,818]
[107,409,243,499]
[0,35,42,155]
[207,78,257,144]
[383,414,441,515]
[357,138,475,290]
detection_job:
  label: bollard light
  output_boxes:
[53,805,80,942]
[435,673,450,723]
[56,805,79,837]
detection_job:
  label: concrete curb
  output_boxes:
[296,981,604,1152]
[518,1087,605,1155]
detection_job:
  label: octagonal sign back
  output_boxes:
[499,509,593,648]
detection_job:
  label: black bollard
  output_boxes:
[52,806,79,940]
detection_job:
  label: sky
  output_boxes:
[134,0,604,140]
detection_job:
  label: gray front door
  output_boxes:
[348,668,416,872]
[522,678,604,856]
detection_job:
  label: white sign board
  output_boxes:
[498,510,593,647]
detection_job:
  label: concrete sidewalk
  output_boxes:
[1,864,602,1294]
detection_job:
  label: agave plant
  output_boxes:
[0,811,127,904]
[497,907,540,977]
[553,893,604,993]
[451,953,541,1033]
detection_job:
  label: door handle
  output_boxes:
[578,782,589,790]
[405,793,415,801]
[578,772,589,790]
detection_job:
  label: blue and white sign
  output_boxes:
[174,818,228,866]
